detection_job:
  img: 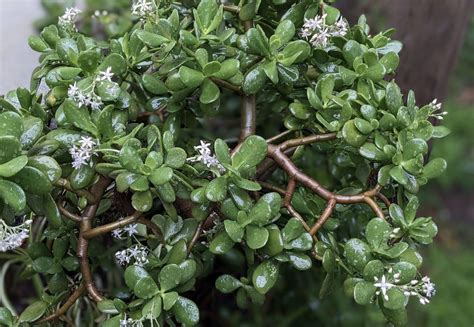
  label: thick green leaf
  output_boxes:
[224,220,244,242]
[245,225,269,249]
[179,66,205,88]
[215,274,241,293]
[0,111,23,138]
[252,260,279,294]
[19,301,47,323]
[172,296,200,326]
[205,176,227,202]
[132,191,153,212]
[0,155,28,177]
[62,99,98,136]
[149,166,173,186]
[0,180,26,212]
[200,79,220,104]
[354,281,376,305]
[209,231,235,254]
[165,147,187,169]
[28,156,62,183]
[344,239,372,271]
[365,218,391,249]
[0,136,21,164]
[232,135,267,170]
[159,264,182,291]
[13,166,52,195]
[20,116,43,148]
[124,266,159,299]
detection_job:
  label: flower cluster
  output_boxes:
[374,268,436,305]
[187,140,224,172]
[69,136,97,169]
[120,315,144,327]
[58,7,81,31]
[300,14,348,48]
[429,98,448,120]
[112,223,139,239]
[115,245,149,266]
[401,276,436,305]
[131,0,155,19]
[68,82,103,110]
[0,218,32,252]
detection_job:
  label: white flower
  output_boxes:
[68,82,79,98]
[112,218,138,239]
[67,83,103,110]
[0,219,32,252]
[374,275,394,301]
[120,316,144,327]
[132,0,155,18]
[429,99,447,120]
[187,140,225,172]
[96,67,114,82]
[124,224,138,236]
[69,136,97,169]
[301,14,349,48]
[58,7,81,30]
[115,245,149,266]
[421,276,436,298]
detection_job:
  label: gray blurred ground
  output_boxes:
[0,0,43,94]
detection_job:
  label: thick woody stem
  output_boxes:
[82,211,142,239]
[77,176,111,302]
[239,20,256,143]
[37,283,85,323]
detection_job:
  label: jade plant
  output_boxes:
[0,0,449,326]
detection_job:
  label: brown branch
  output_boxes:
[58,202,82,222]
[364,197,385,219]
[37,283,85,323]
[188,221,204,253]
[377,192,392,209]
[77,176,112,303]
[82,211,142,239]
[210,77,243,95]
[267,144,385,219]
[280,133,337,151]
[55,179,96,204]
[223,4,240,13]
[309,199,336,235]
[266,130,293,144]
[239,95,256,142]
[258,181,286,195]
[239,19,256,143]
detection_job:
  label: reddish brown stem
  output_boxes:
[82,211,142,239]
[58,202,82,222]
[37,283,85,323]
[77,176,111,302]
[280,133,337,151]
[310,199,336,235]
